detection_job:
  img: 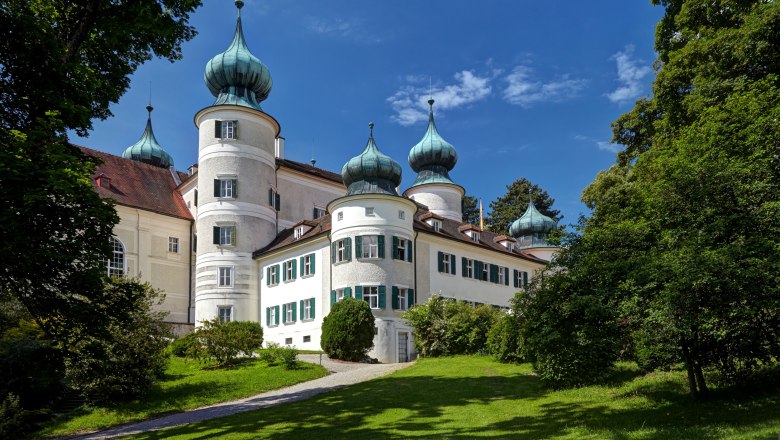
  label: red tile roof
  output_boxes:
[276,158,343,184]
[79,146,193,221]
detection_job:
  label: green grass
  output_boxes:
[125,356,780,439]
[35,357,328,438]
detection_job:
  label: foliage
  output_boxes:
[260,343,300,370]
[168,332,200,358]
[64,278,171,402]
[532,0,780,397]
[461,194,480,225]
[321,298,375,361]
[403,296,501,357]
[37,356,328,438]
[486,314,523,364]
[484,178,561,236]
[187,320,264,367]
[0,393,50,439]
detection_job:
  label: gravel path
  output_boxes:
[67,355,411,440]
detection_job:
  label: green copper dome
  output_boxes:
[122,105,174,168]
[509,199,556,237]
[341,123,402,196]
[204,1,272,110]
[408,99,458,187]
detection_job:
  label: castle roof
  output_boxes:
[341,123,402,196]
[408,99,458,187]
[121,105,174,168]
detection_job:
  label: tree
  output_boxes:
[321,298,375,361]
[0,0,201,344]
[532,0,780,398]
[484,178,561,236]
[461,195,480,225]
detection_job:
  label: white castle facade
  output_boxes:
[88,2,558,363]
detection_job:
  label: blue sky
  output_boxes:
[74,0,663,226]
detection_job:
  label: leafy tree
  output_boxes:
[321,298,375,361]
[186,320,264,366]
[484,178,561,236]
[461,195,480,225]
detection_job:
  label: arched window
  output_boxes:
[107,236,125,277]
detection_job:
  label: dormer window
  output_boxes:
[507,242,514,252]
[294,227,304,240]
[470,231,480,242]
[430,220,441,232]
[96,175,111,189]
[313,207,327,219]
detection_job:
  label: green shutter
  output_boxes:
[513,269,519,288]
[232,179,238,198]
[345,287,352,298]
[275,193,281,210]
[300,256,304,276]
[213,226,220,244]
[311,253,316,274]
[407,241,413,262]
[230,226,236,246]
[392,286,399,310]
[282,262,287,282]
[266,267,270,286]
[392,236,399,259]
[214,179,220,197]
[523,271,528,288]
[331,290,336,305]
[274,306,279,325]
[282,304,287,324]
[437,251,444,272]
[490,264,498,283]
[300,300,304,320]
[331,242,337,262]
[311,298,315,319]
[345,237,352,261]
[378,235,385,258]
[275,264,280,283]
[214,120,222,138]
[355,285,363,301]
[266,307,270,326]
[269,188,274,206]
[292,259,297,280]
[232,120,238,139]
[408,288,415,308]
[292,303,297,322]
[475,261,483,280]
[378,285,386,308]
[355,236,363,259]
[313,207,318,218]
[504,267,509,286]
[462,257,468,278]
[450,254,456,275]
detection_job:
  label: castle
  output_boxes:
[85,1,558,363]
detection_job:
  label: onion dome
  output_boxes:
[204,0,272,110]
[509,199,556,237]
[122,105,174,168]
[341,123,402,196]
[408,98,458,187]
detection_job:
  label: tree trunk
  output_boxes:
[693,358,710,399]
[681,342,700,398]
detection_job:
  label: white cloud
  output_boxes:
[305,17,385,44]
[606,45,652,104]
[387,71,492,126]
[574,134,622,153]
[502,66,587,107]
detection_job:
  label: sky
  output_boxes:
[73,0,664,227]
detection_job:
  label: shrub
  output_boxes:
[187,320,263,366]
[486,312,524,363]
[168,332,199,358]
[0,393,50,438]
[321,298,374,361]
[259,342,299,369]
[64,278,171,401]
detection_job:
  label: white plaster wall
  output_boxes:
[523,247,558,263]
[405,184,464,222]
[277,168,345,225]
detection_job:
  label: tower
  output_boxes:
[509,198,558,262]
[122,105,174,168]
[403,98,464,222]
[193,0,279,324]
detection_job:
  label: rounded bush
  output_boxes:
[321,298,374,361]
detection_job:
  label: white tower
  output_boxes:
[194,1,279,324]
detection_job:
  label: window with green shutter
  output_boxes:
[392,286,399,310]
[378,235,385,258]
[378,285,386,308]
[437,251,445,272]
[408,288,415,308]
[331,290,337,305]
[354,285,363,301]
[274,305,280,325]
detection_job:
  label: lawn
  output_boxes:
[35,357,328,438]
[125,356,779,439]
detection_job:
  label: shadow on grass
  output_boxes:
[129,365,780,440]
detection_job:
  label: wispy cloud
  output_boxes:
[305,17,385,44]
[574,134,622,153]
[606,45,652,104]
[503,66,587,107]
[387,71,492,126]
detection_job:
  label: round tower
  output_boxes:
[329,123,418,363]
[122,105,174,168]
[509,198,558,262]
[403,99,464,222]
[194,1,279,324]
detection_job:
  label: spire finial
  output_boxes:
[147,81,153,114]
[235,0,244,15]
[369,121,374,137]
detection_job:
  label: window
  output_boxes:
[333,238,351,263]
[313,207,327,219]
[365,207,375,216]
[337,212,343,221]
[498,266,506,285]
[336,288,346,302]
[396,238,407,261]
[443,254,451,273]
[507,242,515,252]
[303,335,311,343]
[97,176,111,188]
[398,210,405,220]
[268,265,280,285]
[431,220,441,232]
[285,337,293,345]
[215,120,237,139]
[283,302,296,324]
[107,236,125,277]
[218,306,232,323]
[364,286,379,309]
[268,188,281,210]
[514,270,529,289]
[218,266,233,287]
[214,178,236,198]
[213,225,236,246]
[294,227,304,240]
[438,252,456,275]
[269,306,278,326]
[360,235,379,259]
[303,298,313,320]
[464,258,474,278]
[398,288,408,311]
[302,254,314,277]
[283,260,296,282]
[168,236,179,253]
[471,232,480,242]
[482,262,489,281]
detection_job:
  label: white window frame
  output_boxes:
[431,220,441,232]
[269,307,277,326]
[303,254,313,276]
[218,225,235,246]
[303,298,313,320]
[398,287,408,311]
[221,120,236,139]
[397,238,407,261]
[361,235,379,259]
[466,258,474,278]
[218,305,233,323]
[398,210,405,220]
[314,207,327,219]
[336,240,346,263]
[471,232,480,242]
[482,263,489,281]
[336,288,346,302]
[107,236,126,277]
[365,207,375,217]
[218,178,234,198]
[217,266,234,287]
[168,236,179,253]
[364,286,379,309]
[284,260,294,281]
[442,253,452,274]
[498,267,506,285]
[285,302,294,323]
[337,212,344,221]
[294,227,304,240]
[269,265,279,285]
